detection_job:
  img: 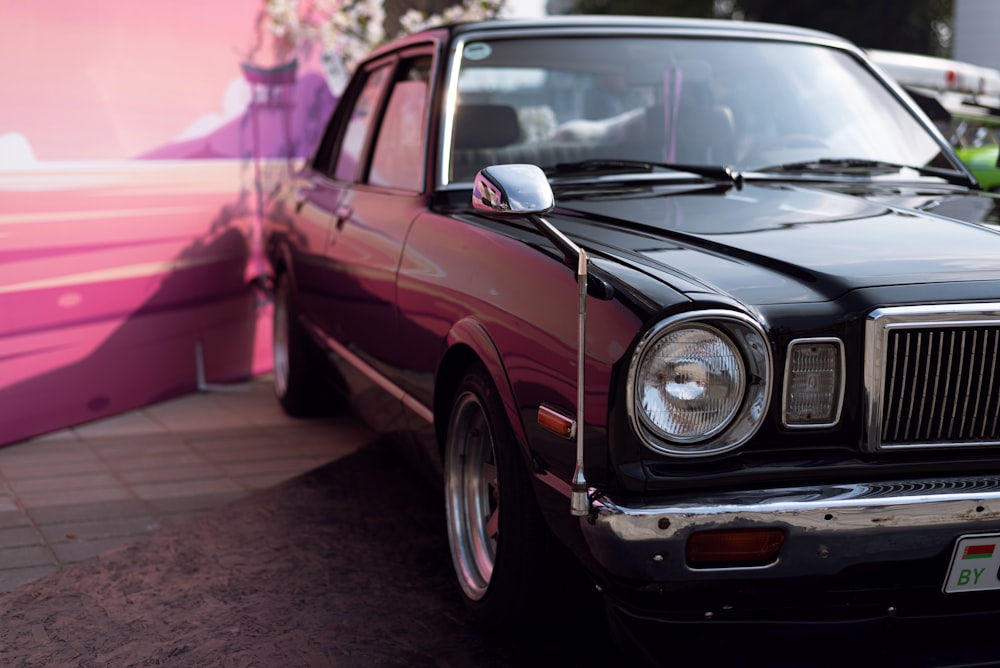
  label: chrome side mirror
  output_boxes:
[472,164,554,215]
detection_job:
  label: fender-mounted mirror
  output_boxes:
[472,163,554,215]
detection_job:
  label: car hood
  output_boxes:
[555,180,1000,305]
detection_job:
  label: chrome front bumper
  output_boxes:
[581,476,1000,582]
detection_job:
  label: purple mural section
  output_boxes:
[0,3,339,447]
[1,163,262,444]
[141,69,335,162]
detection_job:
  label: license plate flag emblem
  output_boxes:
[944,535,1000,593]
[963,544,995,560]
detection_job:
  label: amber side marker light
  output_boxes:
[686,528,785,568]
[537,404,576,439]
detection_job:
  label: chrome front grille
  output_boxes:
[864,303,1000,452]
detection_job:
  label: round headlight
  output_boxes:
[636,324,745,442]
[628,311,771,457]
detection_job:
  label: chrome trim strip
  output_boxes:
[592,478,1000,535]
[307,322,435,425]
[582,476,1000,580]
[438,37,465,187]
[781,337,845,429]
[864,302,1000,453]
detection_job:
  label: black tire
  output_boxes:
[444,363,578,633]
[272,273,328,416]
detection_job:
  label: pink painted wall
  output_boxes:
[0,1,337,446]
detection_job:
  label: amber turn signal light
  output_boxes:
[686,528,785,568]
[537,404,576,439]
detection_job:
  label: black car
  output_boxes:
[263,14,1000,655]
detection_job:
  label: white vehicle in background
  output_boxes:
[870,48,1000,190]
[869,48,1000,98]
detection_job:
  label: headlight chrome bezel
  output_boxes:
[627,310,772,458]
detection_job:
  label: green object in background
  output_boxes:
[868,49,1000,193]
[956,144,1000,191]
[948,106,1000,192]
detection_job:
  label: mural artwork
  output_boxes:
[0,0,338,446]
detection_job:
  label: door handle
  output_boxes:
[329,206,353,246]
[334,206,353,230]
[292,184,315,214]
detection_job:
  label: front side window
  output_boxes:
[444,35,957,183]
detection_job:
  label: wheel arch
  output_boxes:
[434,318,529,460]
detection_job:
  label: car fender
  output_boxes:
[441,316,530,454]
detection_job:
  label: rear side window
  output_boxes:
[333,64,392,182]
[369,56,432,191]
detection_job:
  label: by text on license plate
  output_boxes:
[943,533,1000,593]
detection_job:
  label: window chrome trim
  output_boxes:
[864,302,1000,453]
[438,35,466,188]
[781,337,845,429]
[627,309,771,458]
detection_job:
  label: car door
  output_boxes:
[322,48,435,424]
[276,61,394,336]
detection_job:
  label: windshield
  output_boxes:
[444,35,956,183]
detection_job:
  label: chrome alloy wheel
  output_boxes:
[445,389,500,602]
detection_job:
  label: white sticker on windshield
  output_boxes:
[464,42,492,61]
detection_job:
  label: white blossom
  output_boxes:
[265,0,504,73]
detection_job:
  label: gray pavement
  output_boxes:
[0,375,373,594]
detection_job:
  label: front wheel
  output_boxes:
[444,364,581,632]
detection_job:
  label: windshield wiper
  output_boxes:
[753,158,973,186]
[547,159,743,188]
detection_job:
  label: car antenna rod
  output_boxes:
[528,213,591,517]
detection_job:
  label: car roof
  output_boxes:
[364,16,857,63]
[446,15,849,44]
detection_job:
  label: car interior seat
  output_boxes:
[450,104,523,182]
[668,62,738,165]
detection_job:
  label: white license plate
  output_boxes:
[943,533,1000,593]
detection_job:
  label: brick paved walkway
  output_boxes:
[0,375,372,593]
